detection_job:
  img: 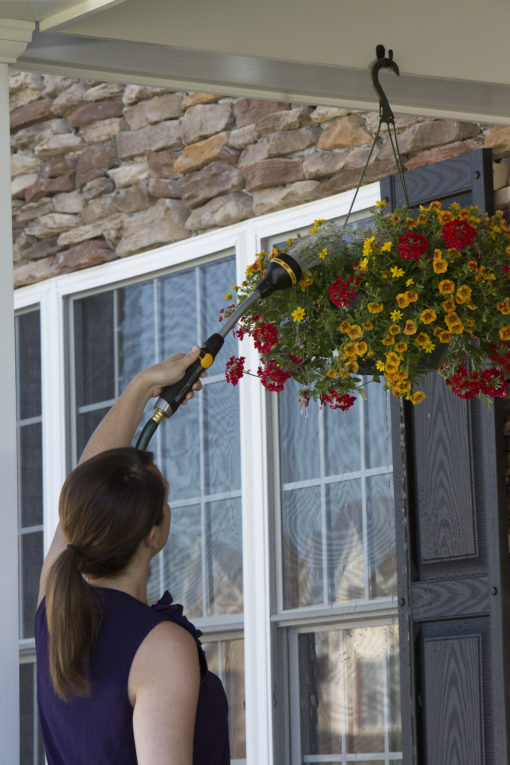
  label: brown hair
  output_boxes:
[45,447,166,700]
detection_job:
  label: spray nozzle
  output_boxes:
[255,252,302,298]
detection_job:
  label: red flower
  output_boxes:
[225,356,245,386]
[320,390,357,410]
[257,362,290,392]
[503,264,510,275]
[397,232,429,261]
[253,322,279,355]
[445,364,507,399]
[442,219,477,249]
[329,275,359,307]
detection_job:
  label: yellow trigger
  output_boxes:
[200,352,214,369]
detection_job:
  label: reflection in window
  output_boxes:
[279,377,395,610]
[71,256,243,620]
[203,637,246,763]
[297,625,401,763]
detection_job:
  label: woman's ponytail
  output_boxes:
[45,547,102,700]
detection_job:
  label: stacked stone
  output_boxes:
[9,70,510,290]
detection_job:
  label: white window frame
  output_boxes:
[13,182,380,765]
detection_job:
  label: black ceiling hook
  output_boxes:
[371,44,400,125]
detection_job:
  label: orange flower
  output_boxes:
[405,290,418,303]
[428,201,442,211]
[438,279,455,294]
[395,341,408,353]
[438,330,452,344]
[433,257,448,274]
[355,341,368,356]
[467,260,479,272]
[409,391,426,405]
[444,312,464,334]
[338,320,351,333]
[500,327,510,341]
[497,298,510,315]
[344,343,357,358]
[396,293,410,309]
[403,320,417,335]
[347,324,363,339]
[455,285,472,304]
[381,335,395,346]
[362,321,374,330]
[367,302,384,314]
[438,210,454,224]
[420,309,437,324]
[442,298,456,313]
[389,324,401,335]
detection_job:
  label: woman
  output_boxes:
[35,347,230,764]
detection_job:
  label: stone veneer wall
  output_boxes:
[9,70,510,517]
[10,70,510,289]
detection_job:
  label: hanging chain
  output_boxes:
[342,45,410,232]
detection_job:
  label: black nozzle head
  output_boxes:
[256,252,302,299]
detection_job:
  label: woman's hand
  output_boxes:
[138,346,204,402]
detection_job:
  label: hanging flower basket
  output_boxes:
[221,201,510,409]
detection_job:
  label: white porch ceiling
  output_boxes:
[3,0,510,123]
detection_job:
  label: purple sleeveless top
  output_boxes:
[35,588,230,765]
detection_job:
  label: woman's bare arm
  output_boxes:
[38,348,202,604]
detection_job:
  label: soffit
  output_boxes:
[5,0,510,123]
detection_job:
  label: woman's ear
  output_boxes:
[144,524,163,553]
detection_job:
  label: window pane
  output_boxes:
[21,532,43,639]
[203,637,246,760]
[326,479,364,602]
[164,504,202,618]
[76,407,109,459]
[17,311,41,420]
[324,402,361,475]
[366,474,397,598]
[159,269,197,357]
[117,281,155,391]
[279,378,321,484]
[201,256,238,359]
[74,292,115,406]
[19,423,43,528]
[206,498,243,615]
[282,486,323,609]
[20,661,45,765]
[364,383,392,468]
[296,625,401,761]
[203,381,241,495]
[160,394,200,500]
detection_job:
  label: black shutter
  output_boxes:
[380,149,510,765]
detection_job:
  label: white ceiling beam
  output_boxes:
[0,18,34,63]
[39,0,127,32]
[19,31,510,125]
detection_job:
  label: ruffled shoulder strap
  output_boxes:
[151,591,208,677]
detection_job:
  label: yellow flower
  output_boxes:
[390,266,405,278]
[291,306,306,323]
[299,270,314,292]
[433,257,448,274]
[438,330,452,344]
[396,293,409,309]
[409,391,426,405]
[347,324,363,340]
[420,309,437,324]
[362,321,374,330]
[367,302,384,314]
[359,258,369,272]
[406,278,414,287]
[500,326,510,341]
[308,219,325,234]
[442,298,456,313]
[389,324,401,335]
[395,341,408,353]
[390,309,403,322]
[375,200,388,208]
[338,320,352,333]
[381,241,393,252]
[224,292,232,300]
[318,247,328,260]
[403,320,417,335]
[455,285,472,304]
[497,298,510,314]
[439,279,455,294]
[376,360,386,371]
[355,341,368,356]
[363,236,376,257]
